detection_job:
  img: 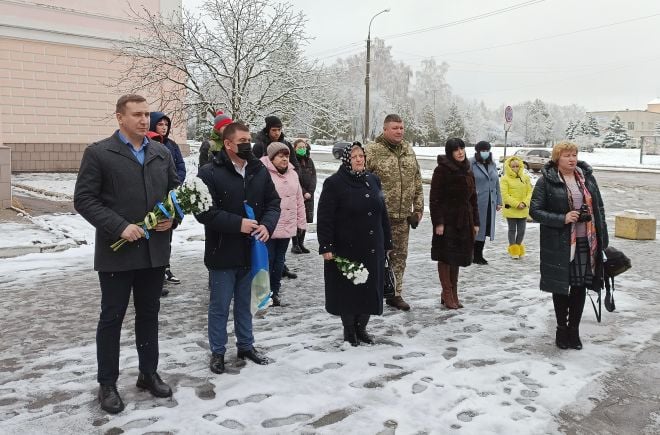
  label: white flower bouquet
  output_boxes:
[334,256,369,285]
[110,178,213,251]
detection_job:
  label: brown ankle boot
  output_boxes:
[438,262,458,309]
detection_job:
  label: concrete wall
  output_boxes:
[0,146,11,208]
[0,0,186,173]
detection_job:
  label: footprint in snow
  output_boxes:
[442,347,458,360]
[392,351,425,360]
[307,362,344,374]
[226,393,271,407]
[261,413,313,428]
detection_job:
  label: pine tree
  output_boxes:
[602,116,632,148]
[565,120,577,139]
[584,114,600,137]
[443,103,466,141]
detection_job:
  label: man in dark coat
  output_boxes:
[149,111,185,287]
[252,115,300,172]
[74,94,180,414]
[252,115,300,279]
[195,122,281,374]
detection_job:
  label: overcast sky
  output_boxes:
[182,0,660,112]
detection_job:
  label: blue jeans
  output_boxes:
[267,238,290,296]
[208,268,253,355]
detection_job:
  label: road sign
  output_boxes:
[505,105,513,123]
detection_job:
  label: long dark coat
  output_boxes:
[317,167,393,315]
[195,149,281,269]
[430,155,480,266]
[530,161,608,295]
[297,145,317,223]
[74,132,179,272]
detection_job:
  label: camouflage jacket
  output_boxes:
[365,135,424,219]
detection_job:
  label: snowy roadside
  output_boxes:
[1,153,659,433]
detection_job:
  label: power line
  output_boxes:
[392,12,660,60]
[382,0,546,40]
[306,0,547,59]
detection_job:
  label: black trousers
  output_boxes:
[97,267,165,385]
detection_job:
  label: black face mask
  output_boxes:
[236,142,253,160]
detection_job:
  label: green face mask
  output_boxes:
[295,148,306,157]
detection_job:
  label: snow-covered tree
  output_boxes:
[602,116,632,148]
[565,120,578,139]
[114,0,320,129]
[419,104,441,144]
[582,114,601,138]
[442,103,466,141]
[525,99,554,145]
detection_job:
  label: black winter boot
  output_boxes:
[298,230,310,254]
[568,286,585,350]
[290,236,303,254]
[568,327,583,350]
[355,314,374,344]
[473,241,488,265]
[555,326,569,349]
[341,315,359,346]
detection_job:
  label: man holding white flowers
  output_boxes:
[74,94,180,414]
[317,142,393,346]
[195,122,281,374]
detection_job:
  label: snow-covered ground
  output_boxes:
[311,144,660,169]
[1,149,659,434]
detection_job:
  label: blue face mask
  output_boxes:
[479,151,490,160]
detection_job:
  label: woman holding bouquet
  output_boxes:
[317,142,393,346]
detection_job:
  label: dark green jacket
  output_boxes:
[530,161,608,294]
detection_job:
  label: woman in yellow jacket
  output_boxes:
[500,156,533,258]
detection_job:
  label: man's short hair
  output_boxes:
[222,122,250,141]
[116,94,147,114]
[384,114,403,124]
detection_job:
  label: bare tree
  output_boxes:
[113,0,321,129]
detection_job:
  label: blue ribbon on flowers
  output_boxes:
[170,190,185,220]
[142,224,150,240]
[156,202,172,219]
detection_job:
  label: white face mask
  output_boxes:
[479,151,490,160]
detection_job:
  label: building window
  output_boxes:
[627,122,635,130]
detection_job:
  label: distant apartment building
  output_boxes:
[588,99,660,147]
[0,0,184,173]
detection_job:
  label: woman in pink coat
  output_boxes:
[260,142,307,306]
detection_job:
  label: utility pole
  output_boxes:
[364,8,390,142]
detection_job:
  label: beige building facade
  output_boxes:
[0,0,185,175]
[588,99,660,147]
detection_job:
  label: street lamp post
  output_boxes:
[364,8,390,142]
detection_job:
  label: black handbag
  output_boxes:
[383,253,396,299]
[589,246,631,321]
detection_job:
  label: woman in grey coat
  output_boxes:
[469,141,502,264]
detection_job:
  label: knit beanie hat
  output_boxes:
[265,115,283,130]
[213,111,233,132]
[267,142,289,160]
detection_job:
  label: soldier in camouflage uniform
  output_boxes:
[365,114,424,311]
